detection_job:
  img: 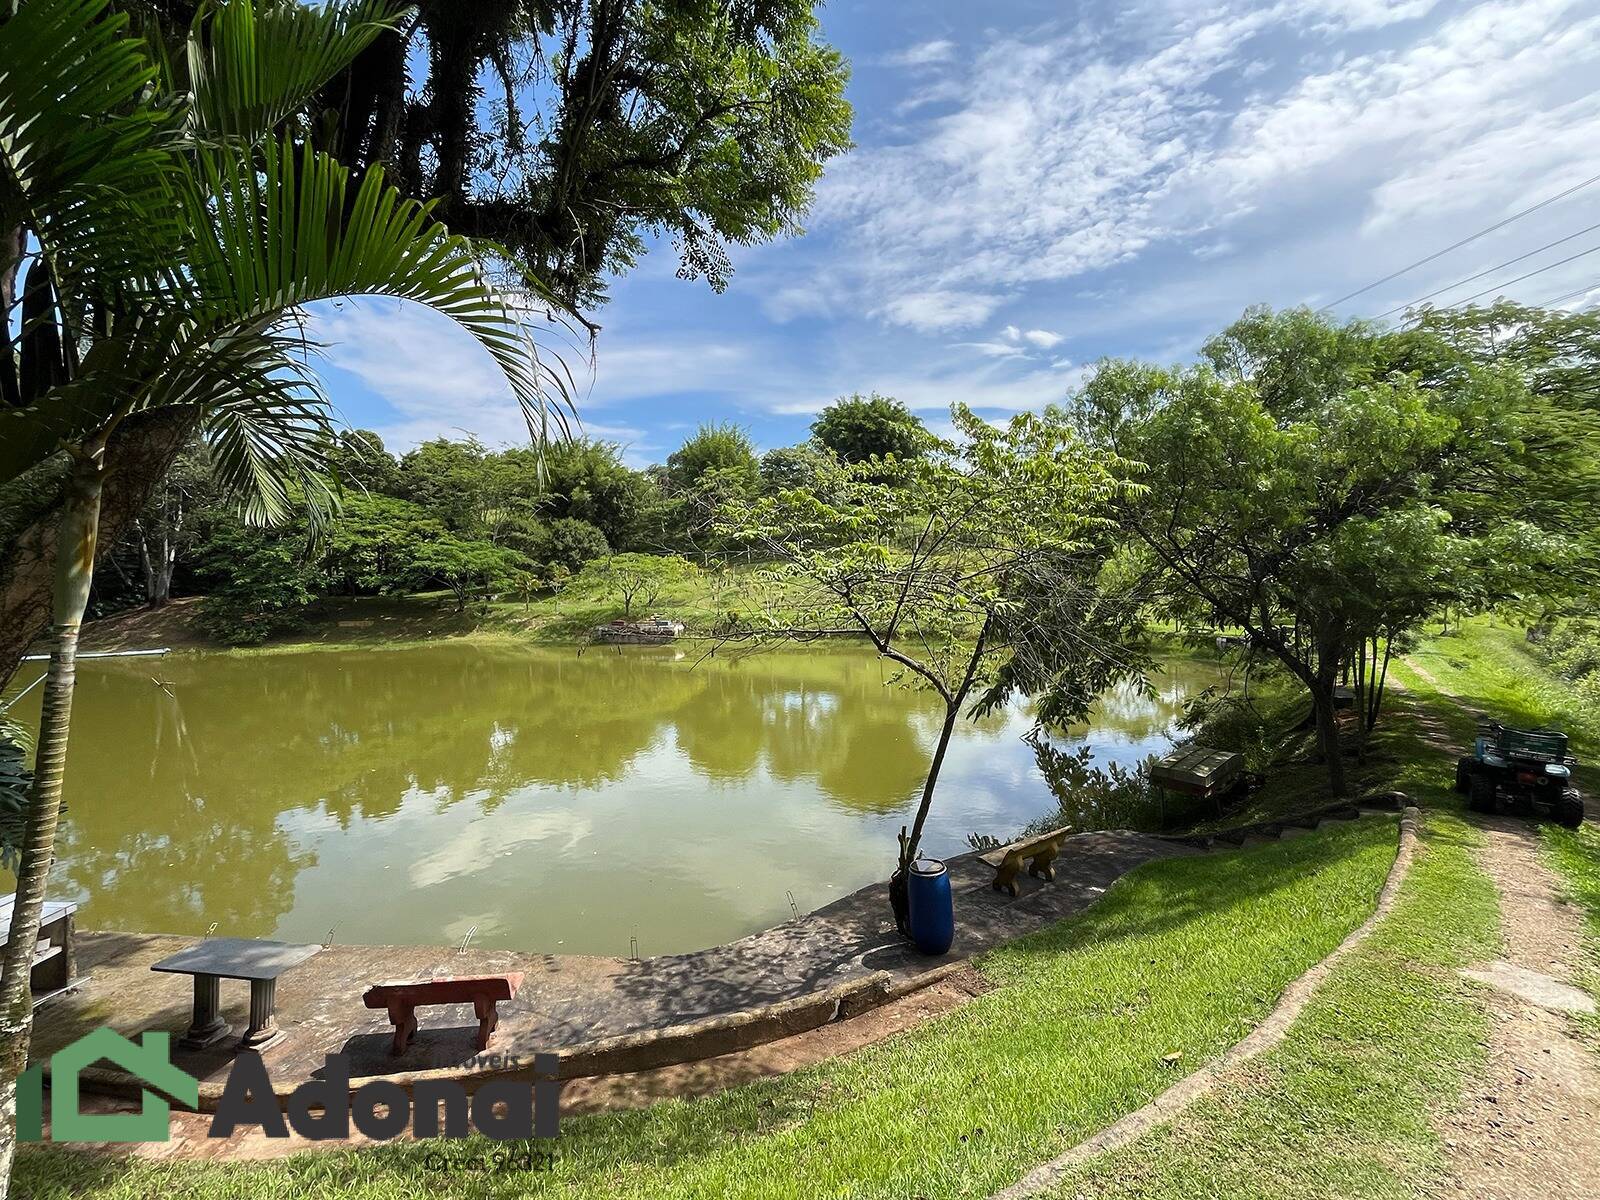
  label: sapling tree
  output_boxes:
[717,407,1146,927]
[579,553,697,619]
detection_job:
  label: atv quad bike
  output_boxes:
[1455,719,1584,828]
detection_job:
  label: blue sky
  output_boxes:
[315,0,1600,467]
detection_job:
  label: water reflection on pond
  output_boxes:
[4,644,1217,955]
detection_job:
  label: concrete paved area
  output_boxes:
[32,831,1194,1095]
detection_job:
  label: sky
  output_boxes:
[314,0,1600,467]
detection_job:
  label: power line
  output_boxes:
[1542,280,1600,308]
[1318,170,1600,311]
[1440,243,1600,310]
[1375,220,1600,319]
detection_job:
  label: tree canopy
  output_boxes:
[718,404,1146,886]
[665,421,760,492]
[810,392,930,464]
[1072,305,1592,794]
[260,0,854,309]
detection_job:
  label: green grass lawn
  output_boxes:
[1045,810,1496,1200]
[1037,654,1505,1199]
[20,817,1397,1200]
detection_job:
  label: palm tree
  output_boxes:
[0,0,572,1182]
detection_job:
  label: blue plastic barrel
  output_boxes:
[907,857,954,955]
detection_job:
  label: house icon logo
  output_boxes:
[18,1028,199,1143]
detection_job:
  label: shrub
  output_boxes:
[545,517,610,572]
[196,530,316,645]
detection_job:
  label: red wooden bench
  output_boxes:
[362,973,524,1054]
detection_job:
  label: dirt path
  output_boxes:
[1398,662,1600,1199]
[1436,815,1600,1200]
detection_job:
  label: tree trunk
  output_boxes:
[1310,682,1347,798]
[903,701,961,867]
[0,455,102,1192]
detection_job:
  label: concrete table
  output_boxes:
[151,938,321,1052]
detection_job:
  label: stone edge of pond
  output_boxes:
[64,799,1394,1112]
[65,958,973,1110]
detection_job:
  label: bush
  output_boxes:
[1536,619,1600,709]
[196,530,316,645]
[546,517,610,572]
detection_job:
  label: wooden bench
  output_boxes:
[363,973,524,1055]
[979,826,1072,897]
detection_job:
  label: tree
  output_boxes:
[810,392,930,463]
[530,438,659,549]
[298,1,853,309]
[406,536,529,613]
[0,3,566,1186]
[579,552,697,619]
[325,428,403,496]
[1073,306,1589,796]
[397,437,497,532]
[717,406,1144,927]
[759,443,830,493]
[546,516,611,572]
[195,526,319,645]
[665,422,760,493]
[319,494,447,595]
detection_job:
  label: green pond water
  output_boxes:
[3,644,1218,956]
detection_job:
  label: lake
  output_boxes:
[4,643,1217,955]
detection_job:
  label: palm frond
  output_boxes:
[0,0,183,315]
[186,0,409,142]
[187,135,575,442]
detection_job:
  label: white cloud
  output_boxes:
[877,289,1005,331]
[958,340,1027,357]
[1023,328,1064,348]
[880,39,957,68]
[803,0,1600,333]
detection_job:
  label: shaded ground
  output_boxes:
[33,833,1192,1096]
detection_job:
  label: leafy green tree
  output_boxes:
[529,438,659,549]
[1074,306,1590,795]
[196,526,319,645]
[0,3,565,1172]
[406,536,529,613]
[579,552,697,619]
[320,494,447,594]
[666,422,760,492]
[759,443,831,492]
[298,1,853,308]
[810,392,930,463]
[546,516,611,572]
[718,406,1143,924]
[398,437,497,532]
[325,428,403,496]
